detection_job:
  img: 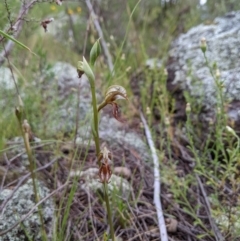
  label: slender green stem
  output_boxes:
[98,101,107,113]
[22,133,48,241]
[90,86,115,240]
[15,113,47,241]
[89,82,100,157]
[203,52,227,164]
[103,183,115,241]
[82,45,115,240]
[203,53,224,112]
[22,133,38,199]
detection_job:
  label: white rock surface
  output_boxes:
[167,11,240,114]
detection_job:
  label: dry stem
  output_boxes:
[140,111,168,241]
[85,0,114,72]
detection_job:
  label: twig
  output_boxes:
[4,0,13,29]
[2,43,20,96]
[0,183,68,236]
[0,0,38,66]
[0,153,10,191]
[196,174,224,241]
[121,195,146,241]
[139,111,168,241]
[84,0,114,72]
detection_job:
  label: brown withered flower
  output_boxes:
[22,119,35,142]
[41,18,54,32]
[98,147,112,183]
[98,85,128,122]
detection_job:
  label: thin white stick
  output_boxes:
[85,0,114,72]
[140,111,168,241]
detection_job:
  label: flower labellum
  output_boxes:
[105,85,128,103]
[98,147,112,183]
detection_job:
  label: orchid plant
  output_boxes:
[77,40,128,241]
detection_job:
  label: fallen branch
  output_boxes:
[85,0,114,72]
[140,111,168,241]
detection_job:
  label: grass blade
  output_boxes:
[0,30,37,56]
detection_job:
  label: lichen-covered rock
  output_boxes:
[167,11,240,119]
[70,167,132,198]
[99,116,149,161]
[0,67,18,114]
[210,195,240,237]
[0,180,54,241]
[34,62,91,136]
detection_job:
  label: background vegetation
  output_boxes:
[1,0,240,240]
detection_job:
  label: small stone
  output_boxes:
[113,166,131,179]
[166,218,178,233]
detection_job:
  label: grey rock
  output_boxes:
[0,67,18,112]
[145,58,162,69]
[37,62,92,136]
[99,116,149,161]
[167,11,240,115]
[0,67,17,90]
[42,62,150,162]
[0,180,54,241]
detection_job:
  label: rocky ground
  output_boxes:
[1,10,240,241]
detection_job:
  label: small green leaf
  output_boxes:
[0,30,37,56]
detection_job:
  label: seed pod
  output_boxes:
[90,39,101,66]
